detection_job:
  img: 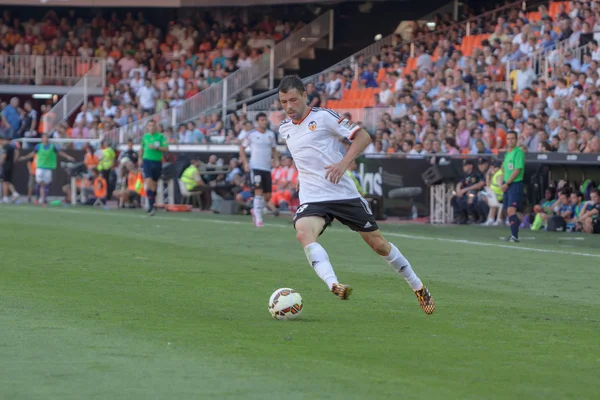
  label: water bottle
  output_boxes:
[411,205,418,220]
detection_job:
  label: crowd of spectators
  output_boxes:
[0,7,308,142]
[3,1,600,155]
[230,1,600,156]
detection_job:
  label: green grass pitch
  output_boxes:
[0,205,599,400]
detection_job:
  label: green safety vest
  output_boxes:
[181,165,199,191]
[346,170,365,196]
[36,144,57,170]
[98,148,115,171]
[490,169,503,199]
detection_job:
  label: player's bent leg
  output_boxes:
[296,216,351,300]
[295,216,326,247]
[359,230,435,315]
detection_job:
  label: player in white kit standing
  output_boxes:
[277,75,434,314]
[239,112,278,227]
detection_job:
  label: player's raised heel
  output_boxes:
[414,286,435,315]
[331,283,352,300]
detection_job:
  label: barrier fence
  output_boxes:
[102,10,334,144]
[0,55,106,86]
[240,0,534,115]
[42,61,106,134]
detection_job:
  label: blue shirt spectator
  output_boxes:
[2,99,21,138]
[360,65,379,88]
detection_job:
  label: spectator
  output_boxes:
[2,98,21,138]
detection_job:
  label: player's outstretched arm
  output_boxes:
[325,129,372,184]
[58,150,75,162]
[18,151,35,162]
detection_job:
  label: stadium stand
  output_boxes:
[0,0,598,233]
[228,0,599,158]
[0,6,315,141]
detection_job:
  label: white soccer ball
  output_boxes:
[268,288,303,320]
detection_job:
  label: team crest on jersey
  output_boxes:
[308,121,317,131]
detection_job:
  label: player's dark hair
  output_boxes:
[506,130,518,138]
[278,75,305,94]
[255,112,267,121]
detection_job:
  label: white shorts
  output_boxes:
[35,169,53,184]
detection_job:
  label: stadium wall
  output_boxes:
[11,150,600,217]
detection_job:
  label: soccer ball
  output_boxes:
[268,288,303,320]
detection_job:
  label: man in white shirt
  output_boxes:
[168,71,185,92]
[136,79,157,114]
[378,81,393,106]
[75,105,94,125]
[277,75,434,314]
[515,59,536,94]
[325,71,343,100]
[236,52,253,70]
[130,71,144,92]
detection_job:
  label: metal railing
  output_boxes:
[542,41,591,82]
[242,0,531,114]
[103,10,334,144]
[42,61,106,134]
[0,55,106,86]
[504,37,592,91]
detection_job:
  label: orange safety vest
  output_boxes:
[29,154,37,174]
[127,171,138,192]
[84,153,99,169]
[93,176,107,198]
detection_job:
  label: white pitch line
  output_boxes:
[5,206,600,259]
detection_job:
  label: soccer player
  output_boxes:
[277,75,434,314]
[18,133,74,205]
[139,120,168,216]
[0,135,20,203]
[239,112,278,227]
[501,131,525,242]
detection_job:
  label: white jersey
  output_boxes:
[242,129,276,172]
[279,107,361,204]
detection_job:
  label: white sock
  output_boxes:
[253,195,264,223]
[383,243,423,291]
[304,242,338,289]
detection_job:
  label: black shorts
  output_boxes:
[293,197,379,234]
[142,159,162,182]
[251,169,272,193]
[1,165,12,183]
[593,218,600,234]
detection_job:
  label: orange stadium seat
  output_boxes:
[527,12,541,23]
[403,57,417,75]
[549,1,569,18]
